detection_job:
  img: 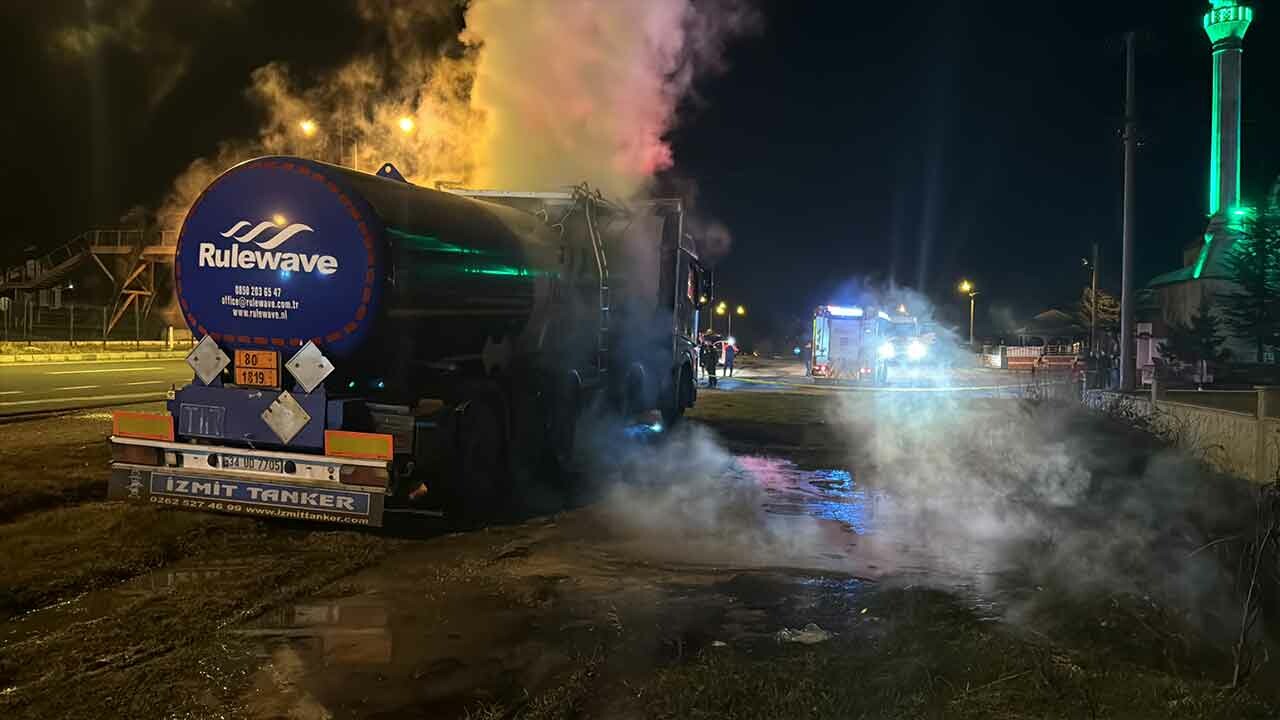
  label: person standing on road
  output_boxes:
[701,338,719,387]
[724,341,737,377]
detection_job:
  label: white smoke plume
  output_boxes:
[464,0,758,198]
[156,0,757,230]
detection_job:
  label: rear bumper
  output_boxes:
[108,437,389,527]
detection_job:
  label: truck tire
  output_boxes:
[661,364,692,427]
[622,363,648,418]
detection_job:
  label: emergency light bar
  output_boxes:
[827,305,863,317]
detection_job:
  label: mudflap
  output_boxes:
[108,464,385,527]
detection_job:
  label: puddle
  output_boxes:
[1,559,258,649]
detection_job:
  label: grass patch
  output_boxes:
[643,588,1276,720]
[0,502,251,619]
[690,391,834,427]
[0,406,166,522]
[0,524,397,719]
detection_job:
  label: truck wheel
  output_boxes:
[622,364,647,418]
[449,397,505,525]
[661,365,691,426]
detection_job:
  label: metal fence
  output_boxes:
[1,302,188,346]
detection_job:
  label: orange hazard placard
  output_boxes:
[234,350,280,388]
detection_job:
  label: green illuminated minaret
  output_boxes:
[1191,0,1252,280]
[1204,0,1251,218]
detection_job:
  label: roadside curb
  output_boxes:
[0,350,189,364]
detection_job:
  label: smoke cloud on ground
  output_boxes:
[587,288,1261,645]
[587,423,833,568]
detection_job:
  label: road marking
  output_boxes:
[0,391,168,408]
[124,380,170,386]
[55,385,101,391]
[0,357,189,370]
[0,391,22,396]
[46,366,165,375]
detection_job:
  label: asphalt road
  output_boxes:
[0,358,192,416]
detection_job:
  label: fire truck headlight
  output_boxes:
[907,340,927,360]
[878,341,896,360]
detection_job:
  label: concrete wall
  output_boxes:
[1085,387,1280,483]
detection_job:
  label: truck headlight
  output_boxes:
[878,341,896,359]
[907,340,927,360]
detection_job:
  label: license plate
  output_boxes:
[234,350,280,388]
[220,454,285,473]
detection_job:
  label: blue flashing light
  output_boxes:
[877,310,891,321]
[827,305,863,317]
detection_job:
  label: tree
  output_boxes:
[1218,210,1280,363]
[1077,287,1120,350]
[1159,300,1227,381]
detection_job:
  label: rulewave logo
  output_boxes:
[197,219,339,275]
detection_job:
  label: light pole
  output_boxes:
[958,280,978,347]
[297,119,318,159]
[1082,244,1098,355]
[298,118,364,169]
[715,302,746,339]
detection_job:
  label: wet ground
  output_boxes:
[1,375,1277,718]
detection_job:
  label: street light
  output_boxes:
[958,280,978,347]
[715,302,746,338]
[296,117,359,169]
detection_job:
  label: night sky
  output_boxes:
[4,1,1279,340]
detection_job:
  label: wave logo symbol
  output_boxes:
[198,218,338,275]
[219,219,314,250]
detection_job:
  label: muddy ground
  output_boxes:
[0,389,1278,719]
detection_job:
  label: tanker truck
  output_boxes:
[107,156,709,527]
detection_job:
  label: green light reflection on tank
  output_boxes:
[387,227,488,256]
[461,264,537,277]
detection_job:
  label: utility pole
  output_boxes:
[1119,31,1137,392]
[968,293,975,346]
[1090,242,1099,354]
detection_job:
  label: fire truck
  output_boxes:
[809,304,933,384]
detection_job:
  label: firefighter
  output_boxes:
[701,337,720,387]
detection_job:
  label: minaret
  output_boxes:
[1204,0,1251,218]
[1194,0,1252,279]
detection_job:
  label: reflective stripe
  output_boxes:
[324,430,394,461]
[113,411,175,442]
